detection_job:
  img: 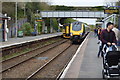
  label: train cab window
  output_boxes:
[72,22,82,31]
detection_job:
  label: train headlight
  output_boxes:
[80,33,82,36]
[70,33,73,36]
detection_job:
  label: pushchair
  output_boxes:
[102,44,120,79]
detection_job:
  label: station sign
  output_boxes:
[36,19,43,22]
[0,24,2,29]
[104,9,119,14]
[35,17,43,22]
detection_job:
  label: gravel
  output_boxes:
[2,40,70,78]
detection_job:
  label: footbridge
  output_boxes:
[40,11,107,18]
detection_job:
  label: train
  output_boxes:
[62,21,89,43]
[62,24,71,38]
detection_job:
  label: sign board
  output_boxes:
[0,24,2,29]
[36,19,43,22]
[104,9,119,14]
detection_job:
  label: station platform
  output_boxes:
[0,32,62,48]
[61,32,120,78]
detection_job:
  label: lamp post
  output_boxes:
[24,3,26,17]
[34,10,39,35]
[37,10,39,15]
[15,2,18,37]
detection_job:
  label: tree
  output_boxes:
[52,18,59,31]
[37,22,42,34]
[64,18,77,24]
[2,2,15,18]
[21,22,33,36]
[89,25,95,31]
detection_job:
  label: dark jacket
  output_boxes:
[100,29,117,44]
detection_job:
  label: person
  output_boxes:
[97,27,103,57]
[97,22,117,58]
[97,27,102,40]
[112,25,119,41]
[118,30,120,46]
[97,27,102,44]
[94,28,98,37]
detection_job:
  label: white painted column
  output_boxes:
[50,18,53,33]
[113,14,116,25]
[4,14,8,41]
[42,21,45,33]
[44,26,47,33]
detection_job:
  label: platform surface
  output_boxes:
[62,32,120,78]
[0,32,62,48]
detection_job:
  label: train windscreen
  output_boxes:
[72,22,82,31]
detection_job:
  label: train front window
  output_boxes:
[72,22,82,31]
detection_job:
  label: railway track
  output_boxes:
[1,39,67,73]
[2,36,85,79]
[26,44,79,79]
[26,34,88,79]
[26,43,71,79]
[2,39,72,78]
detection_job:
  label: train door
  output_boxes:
[68,24,70,36]
[65,24,70,38]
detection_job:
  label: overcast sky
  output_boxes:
[50,0,119,7]
[50,0,105,7]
